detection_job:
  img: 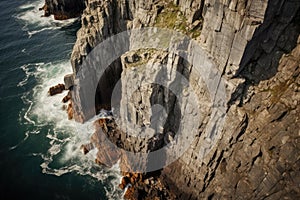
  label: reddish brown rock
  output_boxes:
[39,5,50,17]
[54,13,69,20]
[67,102,73,120]
[62,91,71,103]
[98,118,108,133]
[119,176,131,190]
[48,84,65,96]
[91,120,121,167]
[41,0,85,20]
[80,143,94,155]
[124,187,138,200]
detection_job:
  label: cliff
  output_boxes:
[63,0,300,199]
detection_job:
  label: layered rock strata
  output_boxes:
[59,0,300,199]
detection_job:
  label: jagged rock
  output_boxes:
[119,176,131,190]
[124,187,138,200]
[67,102,73,120]
[80,143,94,155]
[64,74,74,89]
[48,83,65,96]
[62,104,67,110]
[124,53,141,63]
[62,91,71,103]
[91,119,121,168]
[42,0,85,20]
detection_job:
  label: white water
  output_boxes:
[18,60,123,199]
[16,1,123,199]
[15,0,78,38]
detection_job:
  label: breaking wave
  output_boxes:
[15,0,78,38]
[19,60,123,199]
[15,1,123,199]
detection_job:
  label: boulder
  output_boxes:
[67,102,73,120]
[48,84,65,96]
[62,91,71,103]
[42,0,85,20]
[64,74,74,89]
[119,176,131,190]
[124,187,138,200]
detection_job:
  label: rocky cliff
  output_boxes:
[63,0,300,199]
[41,0,85,20]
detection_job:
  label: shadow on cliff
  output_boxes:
[228,0,300,107]
[95,58,123,113]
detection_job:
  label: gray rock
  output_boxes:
[63,0,300,199]
[64,74,74,89]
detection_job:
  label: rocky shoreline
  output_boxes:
[40,0,85,20]
[45,0,300,199]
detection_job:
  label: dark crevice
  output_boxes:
[230,114,249,148]
[271,110,288,122]
[251,150,262,166]
[95,58,123,113]
[208,193,215,200]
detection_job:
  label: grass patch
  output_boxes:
[154,2,202,39]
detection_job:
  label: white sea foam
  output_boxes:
[15,0,78,38]
[16,1,123,197]
[19,59,123,199]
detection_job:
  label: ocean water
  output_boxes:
[0,0,122,199]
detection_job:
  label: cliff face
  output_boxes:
[65,0,300,199]
[159,1,300,199]
[161,39,300,199]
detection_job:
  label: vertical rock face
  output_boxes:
[200,0,269,74]
[157,1,300,199]
[161,39,300,199]
[64,0,300,199]
[43,0,85,20]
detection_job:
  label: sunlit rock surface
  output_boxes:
[62,0,300,199]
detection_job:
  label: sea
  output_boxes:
[0,0,123,199]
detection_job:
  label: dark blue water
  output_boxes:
[0,1,122,199]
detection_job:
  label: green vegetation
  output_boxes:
[155,2,184,30]
[154,2,202,39]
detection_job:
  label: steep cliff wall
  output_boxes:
[161,39,300,199]
[65,0,300,199]
[159,1,300,199]
[158,1,300,199]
